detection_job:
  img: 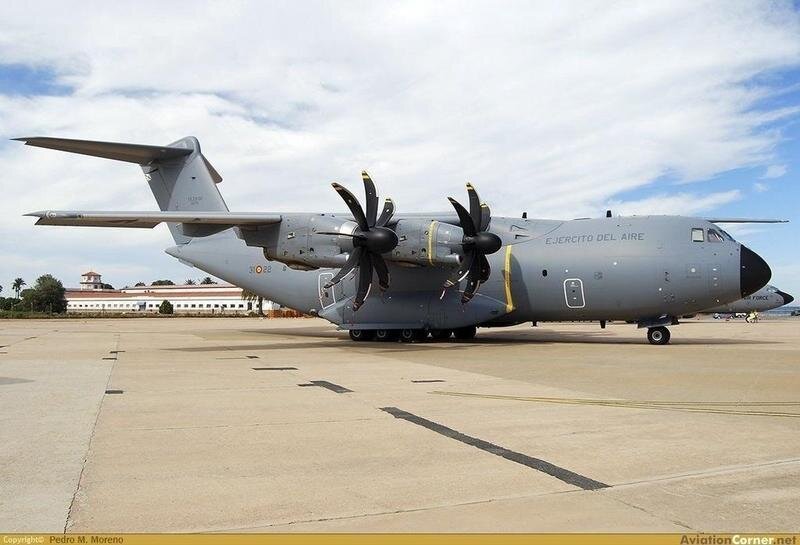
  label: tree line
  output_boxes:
[0,275,67,313]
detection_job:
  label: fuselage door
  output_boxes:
[564,278,585,308]
[318,272,336,309]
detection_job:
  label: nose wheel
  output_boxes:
[647,326,671,345]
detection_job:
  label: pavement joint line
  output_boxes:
[252,366,298,370]
[607,496,695,531]
[125,417,378,432]
[608,456,800,489]
[64,333,122,533]
[380,406,609,491]
[212,486,587,532]
[432,391,800,418]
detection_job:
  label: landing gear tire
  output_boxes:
[349,329,374,342]
[647,326,671,345]
[430,329,452,341]
[375,329,398,342]
[400,329,427,342]
[453,325,477,340]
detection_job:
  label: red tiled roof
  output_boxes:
[67,290,244,299]
[82,271,100,276]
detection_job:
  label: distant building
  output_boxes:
[65,273,278,314]
[79,271,105,290]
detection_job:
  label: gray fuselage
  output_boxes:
[168,214,765,330]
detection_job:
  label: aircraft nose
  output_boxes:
[740,245,771,297]
[776,290,794,306]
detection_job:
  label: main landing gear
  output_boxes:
[646,326,671,345]
[348,326,478,343]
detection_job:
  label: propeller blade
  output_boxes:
[316,231,364,239]
[461,257,482,303]
[443,251,474,288]
[353,251,373,310]
[479,253,491,283]
[372,254,390,291]
[447,197,476,236]
[332,182,369,231]
[479,202,491,231]
[362,171,378,228]
[466,183,482,231]
[324,247,362,288]
[375,198,395,227]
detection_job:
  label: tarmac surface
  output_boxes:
[1,317,798,533]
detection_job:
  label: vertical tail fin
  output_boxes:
[142,136,228,243]
[13,136,228,244]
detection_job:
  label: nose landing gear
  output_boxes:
[647,326,671,345]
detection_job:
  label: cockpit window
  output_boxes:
[691,228,704,242]
[707,229,724,242]
[718,228,734,241]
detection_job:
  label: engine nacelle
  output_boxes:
[240,215,466,270]
[388,219,464,267]
[240,214,357,270]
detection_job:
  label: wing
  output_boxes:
[25,210,282,229]
[705,218,788,224]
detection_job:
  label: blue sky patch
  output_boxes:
[0,63,72,96]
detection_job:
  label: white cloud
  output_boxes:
[1,1,800,289]
[761,164,788,178]
[753,181,769,192]
[605,190,742,217]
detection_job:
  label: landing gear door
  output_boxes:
[564,278,585,308]
[318,272,335,309]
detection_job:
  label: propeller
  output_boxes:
[443,183,502,303]
[318,171,397,310]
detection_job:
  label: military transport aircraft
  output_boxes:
[17,136,784,344]
[703,284,794,314]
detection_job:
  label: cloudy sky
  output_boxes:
[1,1,799,298]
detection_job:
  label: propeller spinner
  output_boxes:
[443,183,502,303]
[318,171,397,310]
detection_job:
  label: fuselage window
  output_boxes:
[542,269,548,277]
[691,228,704,242]
[707,229,724,242]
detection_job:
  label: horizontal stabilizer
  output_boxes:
[25,210,281,229]
[705,218,789,224]
[12,137,193,164]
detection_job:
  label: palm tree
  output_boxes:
[200,276,217,285]
[242,289,264,315]
[12,278,25,299]
[185,279,196,285]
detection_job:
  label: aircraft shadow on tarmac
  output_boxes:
[167,327,775,353]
